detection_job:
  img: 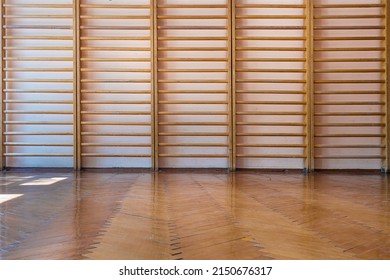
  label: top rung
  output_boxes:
[157,5,227,8]
[80,4,150,9]
[236,4,306,8]
[314,4,385,8]
[3,4,72,8]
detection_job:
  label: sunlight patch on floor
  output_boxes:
[0,194,23,205]
[20,177,68,186]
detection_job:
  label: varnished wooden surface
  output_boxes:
[0,170,389,260]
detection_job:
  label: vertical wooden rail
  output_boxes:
[305,0,314,172]
[386,0,390,172]
[229,0,235,171]
[0,0,5,170]
[152,0,159,171]
[74,0,81,170]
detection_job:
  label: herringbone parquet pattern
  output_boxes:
[0,170,389,259]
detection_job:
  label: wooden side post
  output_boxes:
[1,0,5,170]
[228,0,237,171]
[305,0,314,172]
[152,0,159,171]
[385,0,390,172]
[74,0,81,170]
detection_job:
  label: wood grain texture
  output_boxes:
[0,170,389,260]
[78,1,153,168]
[0,0,5,169]
[2,0,75,167]
[385,0,390,172]
[313,0,386,170]
[156,1,231,167]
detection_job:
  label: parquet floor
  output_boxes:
[0,170,389,260]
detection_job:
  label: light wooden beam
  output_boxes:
[305,0,314,172]
[1,0,5,170]
[152,0,159,171]
[229,0,235,171]
[74,0,81,170]
[385,0,390,172]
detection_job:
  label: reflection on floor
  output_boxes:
[0,170,389,260]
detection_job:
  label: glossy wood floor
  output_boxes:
[0,170,389,260]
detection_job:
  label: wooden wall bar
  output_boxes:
[313,0,386,170]
[2,0,75,168]
[79,0,153,168]
[234,0,308,170]
[0,0,388,171]
[156,0,231,168]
